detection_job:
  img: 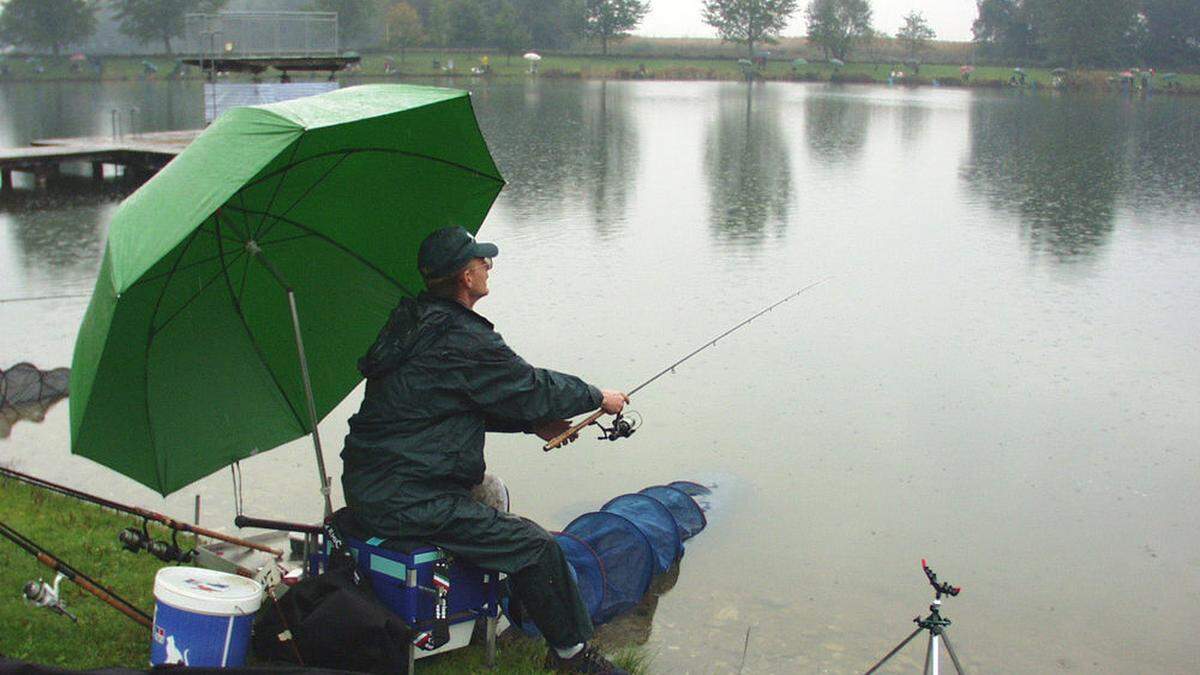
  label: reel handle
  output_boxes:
[543,409,605,452]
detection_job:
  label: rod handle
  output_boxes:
[543,409,605,452]
[235,515,322,535]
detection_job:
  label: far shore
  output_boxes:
[1,50,1196,96]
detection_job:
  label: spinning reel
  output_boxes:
[119,520,195,564]
[23,573,77,622]
[595,411,641,441]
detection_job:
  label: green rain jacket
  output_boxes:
[341,293,602,535]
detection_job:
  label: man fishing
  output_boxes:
[340,226,630,674]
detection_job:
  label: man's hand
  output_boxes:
[600,389,630,415]
[533,419,579,445]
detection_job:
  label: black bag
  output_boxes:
[252,563,412,674]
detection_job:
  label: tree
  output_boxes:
[110,0,228,55]
[1141,0,1200,66]
[310,0,385,44]
[384,1,423,61]
[895,10,935,61]
[490,1,531,62]
[1025,0,1137,67]
[804,0,873,61]
[702,0,801,58]
[971,0,1038,61]
[583,0,650,56]
[0,0,97,56]
[512,0,585,49]
[447,0,486,46]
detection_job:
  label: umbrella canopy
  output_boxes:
[1051,67,1068,75]
[70,84,505,497]
[959,65,975,74]
[523,52,542,61]
[829,58,845,67]
[792,58,808,66]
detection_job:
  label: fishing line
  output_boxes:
[0,292,90,304]
[544,277,832,451]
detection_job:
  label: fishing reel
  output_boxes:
[23,573,77,622]
[596,411,641,442]
[119,521,195,564]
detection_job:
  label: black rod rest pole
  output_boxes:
[248,241,334,519]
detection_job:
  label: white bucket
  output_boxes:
[150,567,263,667]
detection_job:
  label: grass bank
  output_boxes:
[1,51,1197,95]
[0,476,648,673]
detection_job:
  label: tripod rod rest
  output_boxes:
[922,559,961,599]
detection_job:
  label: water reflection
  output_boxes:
[0,81,201,146]
[898,100,930,146]
[804,92,870,164]
[473,81,638,237]
[593,562,681,649]
[962,97,1124,260]
[704,84,792,243]
[0,178,124,286]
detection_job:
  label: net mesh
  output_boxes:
[509,481,712,633]
[1,363,69,438]
[1,363,69,407]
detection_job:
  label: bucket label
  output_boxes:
[183,577,231,594]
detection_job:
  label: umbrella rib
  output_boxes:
[258,232,317,247]
[255,136,305,241]
[239,148,505,194]
[254,151,353,242]
[195,225,244,245]
[213,216,308,433]
[150,250,247,339]
[131,249,239,290]
[221,203,418,297]
[237,192,255,241]
[142,225,207,492]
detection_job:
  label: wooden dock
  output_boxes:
[1,129,201,191]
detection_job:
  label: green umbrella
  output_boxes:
[69,85,505,514]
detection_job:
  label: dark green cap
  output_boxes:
[418,226,499,279]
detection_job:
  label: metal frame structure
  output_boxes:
[185,12,340,59]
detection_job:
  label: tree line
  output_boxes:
[0,0,1196,68]
[973,0,1199,68]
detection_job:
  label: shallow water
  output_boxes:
[2,79,1199,673]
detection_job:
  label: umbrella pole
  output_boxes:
[252,246,334,519]
[286,288,335,520]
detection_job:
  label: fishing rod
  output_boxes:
[0,520,152,628]
[544,278,831,451]
[0,466,282,558]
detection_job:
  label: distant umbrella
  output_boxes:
[1160,73,1177,81]
[959,65,975,74]
[1012,67,1024,73]
[523,52,541,62]
[737,59,753,66]
[792,58,808,66]
[830,58,845,67]
[70,53,87,62]
[1119,70,1134,78]
[1051,67,1068,75]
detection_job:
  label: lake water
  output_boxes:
[2,79,1198,673]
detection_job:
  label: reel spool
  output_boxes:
[23,573,77,622]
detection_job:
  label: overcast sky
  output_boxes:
[634,0,977,42]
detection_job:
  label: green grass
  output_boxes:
[1,50,1197,94]
[0,476,648,672]
[0,477,170,668]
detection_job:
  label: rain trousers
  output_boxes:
[341,293,602,647]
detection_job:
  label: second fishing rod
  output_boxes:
[544,278,830,451]
[0,466,281,558]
